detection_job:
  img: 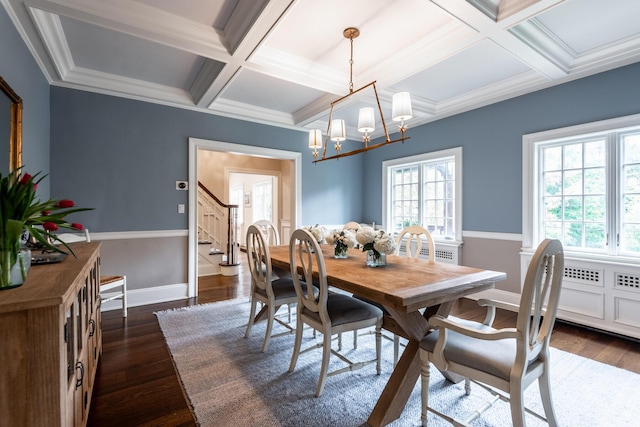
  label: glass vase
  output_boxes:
[366,250,386,267]
[0,247,32,290]
[334,245,349,259]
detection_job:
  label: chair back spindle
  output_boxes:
[289,229,328,318]
[518,239,564,357]
[253,220,280,246]
[246,225,272,296]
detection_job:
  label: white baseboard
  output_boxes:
[198,264,219,276]
[100,282,189,312]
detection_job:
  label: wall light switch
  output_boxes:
[178,204,185,214]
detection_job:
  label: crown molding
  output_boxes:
[24,0,230,60]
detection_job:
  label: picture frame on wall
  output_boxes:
[244,192,251,207]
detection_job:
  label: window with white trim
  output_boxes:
[383,147,462,241]
[523,114,640,257]
[252,181,273,222]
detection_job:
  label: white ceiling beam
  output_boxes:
[430,0,567,79]
[196,0,295,107]
[197,64,241,108]
[24,0,231,60]
[497,0,565,25]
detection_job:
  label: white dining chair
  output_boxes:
[245,224,309,352]
[381,225,436,361]
[250,220,291,320]
[419,239,564,426]
[251,219,281,279]
[354,225,436,365]
[288,228,383,397]
[396,225,435,260]
[56,229,127,317]
[252,219,280,245]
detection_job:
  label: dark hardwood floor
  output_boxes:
[87,259,640,426]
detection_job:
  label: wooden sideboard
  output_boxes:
[0,242,102,426]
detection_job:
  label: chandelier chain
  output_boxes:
[349,36,354,93]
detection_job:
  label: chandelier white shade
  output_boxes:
[358,107,375,132]
[392,92,412,122]
[308,129,322,149]
[309,27,411,163]
[330,119,346,142]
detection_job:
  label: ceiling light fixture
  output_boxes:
[309,27,411,163]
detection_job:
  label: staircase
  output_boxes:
[197,182,240,276]
[197,243,226,276]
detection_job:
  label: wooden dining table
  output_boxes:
[268,244,506,427]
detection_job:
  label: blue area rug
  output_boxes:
[156,298,639,426]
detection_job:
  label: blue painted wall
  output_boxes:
[4,3,640,235]
[363,62,640,234]
[0,6,50,196]
[50,88,364,231]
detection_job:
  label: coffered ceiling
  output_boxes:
[3,0,640,141]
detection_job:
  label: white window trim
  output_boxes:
[382,147,463,243]
[522,112,640,253]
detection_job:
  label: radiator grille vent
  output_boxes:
[398,244,457,264]
[433,249,453,261]
[615,273,640,291]
[564,266,600,283]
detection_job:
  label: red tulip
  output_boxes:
[43,222,59,231]
[19,173,37,190]
[56,200,75,208]
[71,223,83,230]
[42,211,51,216]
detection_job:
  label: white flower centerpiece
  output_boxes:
[325,229,357,259]
[303,224,326,251]
[355,226,397,267]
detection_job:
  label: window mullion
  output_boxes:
[608,134,618,255]
[535,144,545,244]
[418,165,423,228]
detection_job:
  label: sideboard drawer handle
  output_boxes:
[75,361,84,389]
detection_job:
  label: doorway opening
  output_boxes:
[188,138,301,298]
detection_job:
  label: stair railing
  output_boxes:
[197,181,239,266]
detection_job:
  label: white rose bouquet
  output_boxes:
[303,224,326,244]
[325,229,357,258]
[355,226,397,261]
[373,233,397,256]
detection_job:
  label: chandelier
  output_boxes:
[309,27,412,163]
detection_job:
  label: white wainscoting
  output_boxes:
[90,230,190,311]
[280,219,291,245]
[520,251,640,340]
[397,238,461,265]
